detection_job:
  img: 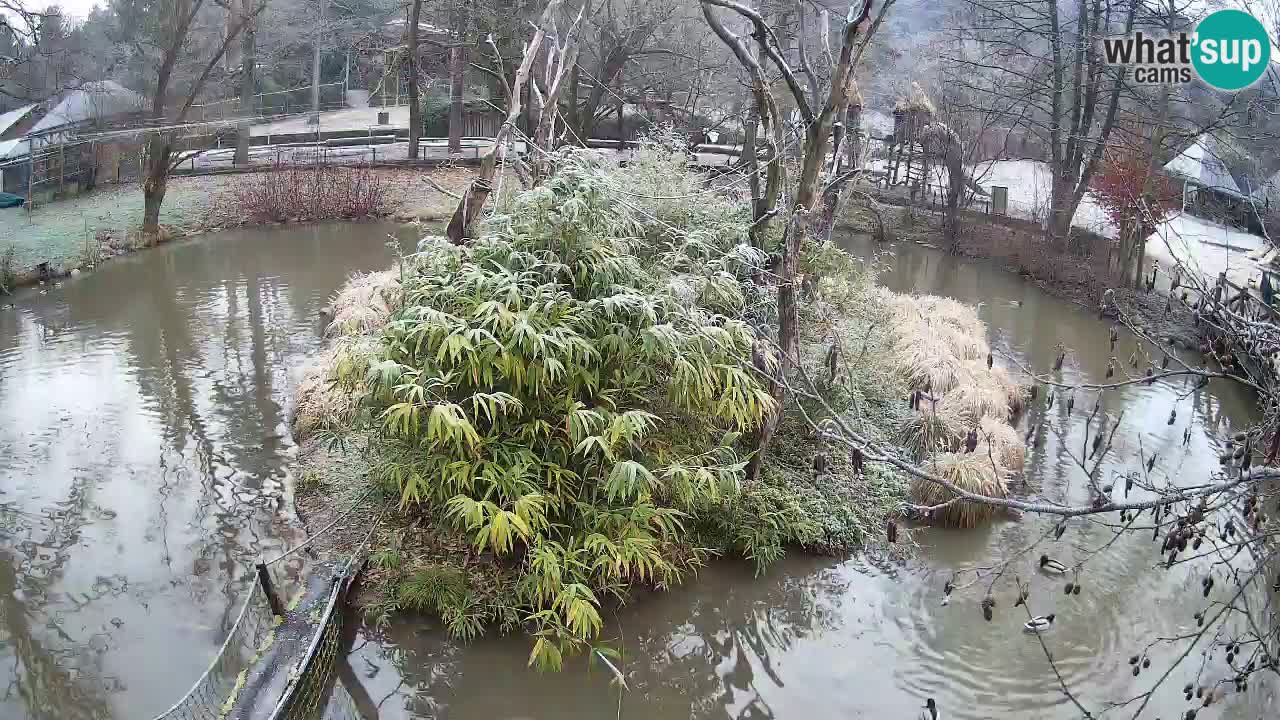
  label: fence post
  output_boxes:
[256,562,285,616]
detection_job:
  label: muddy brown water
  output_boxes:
[0,222,417,720]
[0,225,1274,719]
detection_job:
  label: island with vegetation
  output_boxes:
[292,140,1028,669]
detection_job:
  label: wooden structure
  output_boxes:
[885,102,934,193]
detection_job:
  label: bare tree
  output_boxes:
[445,0,582,242]
[944,0,1138,250]
[407,0,424,159]
[564,0,677,142]
[233,0,257,165]
[0,3,80,106]
[701,0,878,480]
[113,0,266,240]
[447,0,467,155]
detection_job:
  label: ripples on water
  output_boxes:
[3,224,1273,719]
[0,223,414,720]
[342,235,1275,720]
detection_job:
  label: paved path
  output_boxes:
[252,106,413,137]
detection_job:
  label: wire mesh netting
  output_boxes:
[149,581,278,720]
[269,522,379,720]
[321,668,369,720]
[149,505,380,720]
[269,576,352,720]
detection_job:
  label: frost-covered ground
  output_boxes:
[971,159,1270,288]
[0,177,221,273]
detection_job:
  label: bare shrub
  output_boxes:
[230,164,390,224]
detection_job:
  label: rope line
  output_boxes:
[267,511,385,720]
[262,486,377,566]
[343,508,386,576]
[152,488,383,719]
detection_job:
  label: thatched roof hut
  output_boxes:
[892,82,935,145]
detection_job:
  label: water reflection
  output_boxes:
[350,236,1274,720]
[349,557,858,720]
[0,222,414,719]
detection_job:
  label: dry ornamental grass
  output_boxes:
[882,289,1028,526]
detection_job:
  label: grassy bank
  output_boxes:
[290,143,1026,669]
[0,167,473,294]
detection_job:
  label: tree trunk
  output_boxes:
[576,50,626,142]
[1133,225,1148,288]
[565,64,580,140]
[447,2,467,156]
[142,134,171,244]
[1047,168,1075,248]
[740,0,869,483]
[846,102,862,168]
[742,103,759,198]
[1117,219,1135,284]
[310,0,326,123]
[407,0,423,159]
[234,0,256,166]
[446,0,565,241]
[615,65,624,148]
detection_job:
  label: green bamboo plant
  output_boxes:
[347,153,776,669]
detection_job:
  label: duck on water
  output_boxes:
[1039,555,1068,574]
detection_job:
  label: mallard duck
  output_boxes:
[1039,554,1068,574]
[918,698,939,720]
[1023,614,1056,632]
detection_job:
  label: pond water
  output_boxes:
[0,222,415,720]
[0,224,1274,720]
[346,235,1275,720]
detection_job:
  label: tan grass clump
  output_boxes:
[990,366,1031,413]
[884,292,989,394]
[937,373,1012,421]
[293,338,378,441]
[911,451,1010,528]
[884,288,1030,526]
[896,405,966,458]
[294,268,401,442]
[327,270,401,337]
[978,414,1025,474]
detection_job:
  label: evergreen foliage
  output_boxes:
[329,140,913,669]
[343,150,778,668]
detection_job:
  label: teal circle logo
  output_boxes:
[1192,9,1271,90]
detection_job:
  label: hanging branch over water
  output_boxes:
[752,254,1280,717]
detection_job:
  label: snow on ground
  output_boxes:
[969,159,1115,235]
[1146,213,1268,287]
[973,158,1273,288]
[251,105,413,136]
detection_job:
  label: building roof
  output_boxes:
[28,80,145,136]
[0,139,23,161]
[0,104,37,138]
[1164,134,1245,199]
